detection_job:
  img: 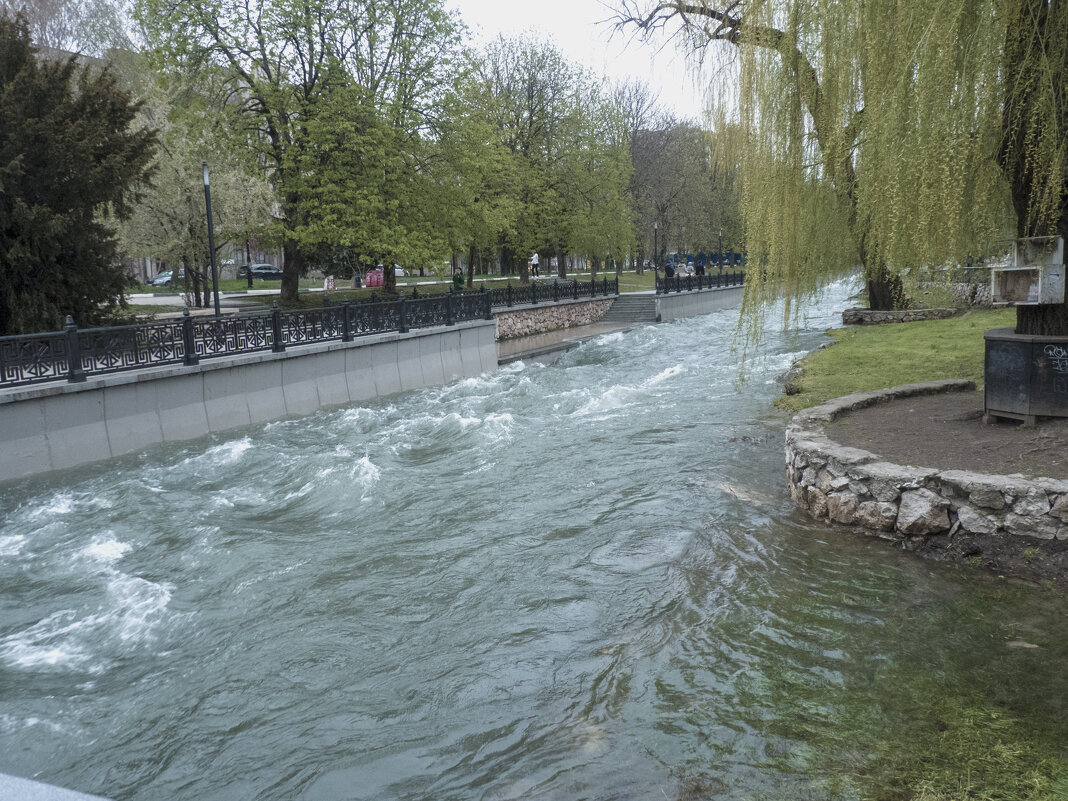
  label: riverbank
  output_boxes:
[783,310,1068,589]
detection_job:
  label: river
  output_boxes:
[2,281,1066,800]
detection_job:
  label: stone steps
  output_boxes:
[601,295,657,322]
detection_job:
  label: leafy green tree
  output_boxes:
[475,36,633,282]
[118,80,276,307]
[137,0,463,302]
[0,13,156,335]
[616,0,1065,331]
[433,69,520,287]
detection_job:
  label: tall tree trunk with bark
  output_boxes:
[1001,0,1068,335]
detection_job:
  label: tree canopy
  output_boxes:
[137,0,464,300]
[0,13,156,334]
[616,0,1066,332]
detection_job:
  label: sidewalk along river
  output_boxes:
[1,280,1066,801]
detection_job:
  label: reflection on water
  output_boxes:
[1,281,1066,800]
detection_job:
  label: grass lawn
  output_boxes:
[776,307,1016,413]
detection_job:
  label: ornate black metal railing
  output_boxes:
[655,270,745,294]
[457,276,618,308]
[0,291,494,389]
[0,278,623,389]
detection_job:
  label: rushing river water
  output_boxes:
[2,282,1067,801]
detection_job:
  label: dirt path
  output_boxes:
[824,388,1068,586]
[826,390,1068,479]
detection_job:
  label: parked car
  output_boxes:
[149,269,184,286]
[237,263,284,280]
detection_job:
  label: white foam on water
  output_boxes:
[79,535,130,565]
[283,482,315,502]
[107,574,174,643]
[0,610,101,673]
[453,413,483,429]
[31,492,75,517]
[481,412,515,443]
[351,456,381,487]
[207,437,253,463]
[595,332,625,345]
[0,714,68,735]
[0,534,26,556]
[644,364,686,387]
[574,386,634,418]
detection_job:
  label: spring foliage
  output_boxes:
[618,1,1066,334]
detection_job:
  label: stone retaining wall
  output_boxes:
[786,381,1068,541]
[842,308,958,325]
[495,298,614,340]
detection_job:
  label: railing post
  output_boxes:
[342,301,353,342]
[181,308,201,364]
[572,280,578,300]
[553,280,559,303]
[64,315,86,382]
[482,286,493,320]
[398,297,409,333]
[506,282,513,307]
[271,302,285,352]
[446,291,454,326]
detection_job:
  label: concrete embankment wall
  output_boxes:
[656,286,744,322]
[0,320,497,483]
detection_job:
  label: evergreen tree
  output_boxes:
[0,13,156,334]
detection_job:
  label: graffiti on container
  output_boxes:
[1043,344,1068,373]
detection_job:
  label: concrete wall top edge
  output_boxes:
[0,319,495,405]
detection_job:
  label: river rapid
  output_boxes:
[1,282,1066,800]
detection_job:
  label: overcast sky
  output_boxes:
[446,0,709,120]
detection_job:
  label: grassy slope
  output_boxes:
[776,308,1017,414]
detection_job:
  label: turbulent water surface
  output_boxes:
[2,283,1066,800]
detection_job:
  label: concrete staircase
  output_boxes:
[600,294,658,323]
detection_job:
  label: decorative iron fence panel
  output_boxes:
[76,319,187,375]
[655,271,745,294]
[0,280,581,389]
[461,277,617,307]
[0,330,71,386]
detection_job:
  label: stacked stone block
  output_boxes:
[495,299,614,340]
[786,381,1068,540]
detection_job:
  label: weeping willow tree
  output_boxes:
[615,0,1066,337]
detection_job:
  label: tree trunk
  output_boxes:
[556,247,565,279]
[467,244,476,289]
[281,237,302,305]
[1001,0,1068,334]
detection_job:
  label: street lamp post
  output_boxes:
[202,161,221,317]
[718,229,723,273]
[653,221,659,269]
